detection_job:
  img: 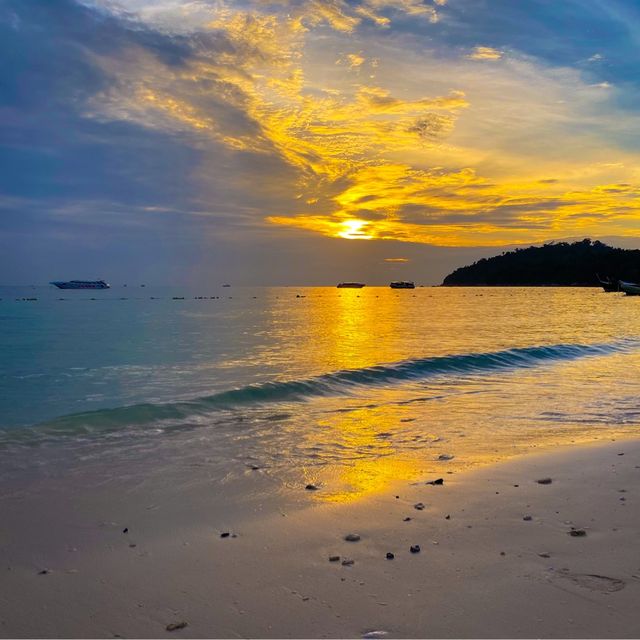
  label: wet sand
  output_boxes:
[1,439,639,638]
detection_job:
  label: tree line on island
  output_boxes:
[442,239,640,286]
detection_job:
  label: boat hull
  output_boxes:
[619,280,640,295]
[50,281,110,290]
[337,283,365,288]
[390,281,415,289]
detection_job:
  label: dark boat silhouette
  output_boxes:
[50,280,110,290]
[337,282,365,288]
[390,281,415,289]
[619,280,640,296]
[596,274,619,292]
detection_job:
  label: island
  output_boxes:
[441,239,640,286]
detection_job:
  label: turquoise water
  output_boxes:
[1,285,639,498]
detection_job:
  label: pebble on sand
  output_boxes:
[342,559,355,566]
[329,556,341,562]
[386,552,395,560]
[37,569,50,575]
[437,454,455,461]
[538,552,551,558]
[413,502,425,510]
[536,477,553,485]
[220,532,230,538]
[403,517,412,522]
[122,528,129,534]
[523,515,533,521]
[344,533,361,542]
[166,622,188,632]
[410,545,421,554]
[568,529,587,537]
[305,484,319,491]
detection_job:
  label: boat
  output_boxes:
[337,282,365,288]
[596,274,619,292]
[390,281,415,289]
[50,280,110,290]
[618,280,640,296]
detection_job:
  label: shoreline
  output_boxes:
[1,437,639,638]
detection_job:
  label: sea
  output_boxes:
[1,285,639,503]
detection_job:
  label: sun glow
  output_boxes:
[337,219,373,240]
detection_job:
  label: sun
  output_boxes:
[337,219,373,240]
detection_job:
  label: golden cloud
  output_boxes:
[86,0,640,248]
[467,46,503,61]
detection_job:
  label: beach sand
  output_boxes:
[1,439,639,639]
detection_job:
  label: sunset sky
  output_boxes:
[2,0,640,284]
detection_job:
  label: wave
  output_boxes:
[10,339,639,440]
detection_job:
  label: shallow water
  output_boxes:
[1,285,639,501]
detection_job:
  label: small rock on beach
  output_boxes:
[166,622,188,632]
[344,533,361,542]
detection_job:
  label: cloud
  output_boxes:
[344,53,366,68]
[467,46,503,61]
[4,0,640,278]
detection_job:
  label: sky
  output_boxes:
[2,0,640,285]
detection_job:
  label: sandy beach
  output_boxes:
[1,438,639,639]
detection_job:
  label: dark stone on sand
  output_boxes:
[500,552,506,556]
[129,543,137,548]
[568,529,587,537]
[413,502,425,510]
[437,454,454,461]
[329,556,340,562]
[523,515,533,521]
[426,478,444,485]
[445,515,451,520]
[410,545,421,554]
[248,464,260,470]
[342,559,355,566]
[538,552,551,558]
[220,532,230,538]
[38,569,50,575]
[618,452,624,456]
[166,621,188,632]
[122,528,129,534]
[305,484,319,491]
[395,495,399,499]
[345,533,361,542]
[403,517,412,522]
[536,478,553,485]
[386,552,395,560]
